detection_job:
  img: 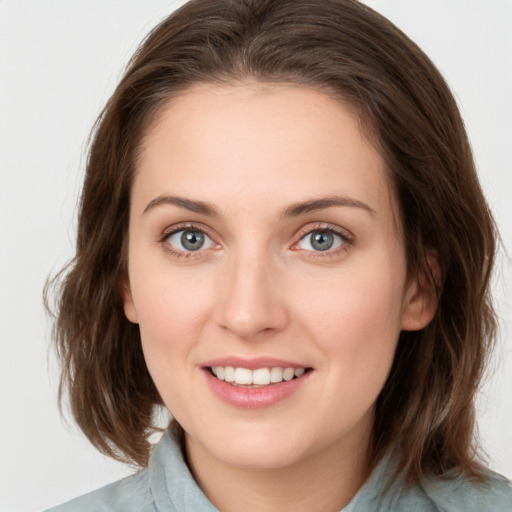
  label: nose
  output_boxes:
[215,249,290,340]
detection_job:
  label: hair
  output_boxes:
[47,0,498,484]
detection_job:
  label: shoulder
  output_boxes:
[416,469,512,512]
[44,430,218,512]
[350,452,512,512]
[45,469,156,512]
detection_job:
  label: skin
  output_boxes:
[123,83,436,511]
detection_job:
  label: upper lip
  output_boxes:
[202,356,309,370]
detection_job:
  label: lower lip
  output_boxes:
[204,369,311,409]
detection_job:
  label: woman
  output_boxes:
[46,0,512,510]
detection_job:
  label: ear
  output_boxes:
[401,250,441,332]
[120,277,139,324]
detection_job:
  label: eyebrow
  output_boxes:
[280,196,376,218]
[143,195,221,216]
[142,194,376,218]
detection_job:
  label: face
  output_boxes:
[123,83,432,471]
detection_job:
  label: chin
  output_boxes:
[217,443,306,471]
[187,420,314,470]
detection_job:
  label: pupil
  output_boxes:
[181,231,204,251]
[311,231,333,251]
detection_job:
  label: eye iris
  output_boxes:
[181,231,204,251]
[310,231,334,251]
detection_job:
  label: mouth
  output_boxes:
[208,366,312,387]
[203,359,313,408]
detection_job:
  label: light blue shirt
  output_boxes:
[47,430,512,511]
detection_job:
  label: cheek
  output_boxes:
[295,256,406,383]
[293,270,405,440]
[130,267,216,376]
[301,266,404,333]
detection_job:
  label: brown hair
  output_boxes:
[47,0,498,483]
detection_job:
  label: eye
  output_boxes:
[297,229,345,252]
[166,229,215,252]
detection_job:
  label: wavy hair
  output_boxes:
[47,0,498,482]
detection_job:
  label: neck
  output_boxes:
[185,428,372,512]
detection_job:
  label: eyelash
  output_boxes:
[159,222,354,260]
[292,223,354,259]
[159,223,217,259]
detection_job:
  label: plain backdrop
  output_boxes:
[0,1,511,511]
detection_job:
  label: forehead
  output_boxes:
[133,83,397,224]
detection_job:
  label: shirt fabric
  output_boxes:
[46,430,512,511]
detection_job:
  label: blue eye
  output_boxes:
[166,229,215,252]
[297,230,344,252]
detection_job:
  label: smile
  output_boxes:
[210,366,307,387]
[204,360,313,408]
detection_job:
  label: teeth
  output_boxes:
[283,368,295,381]
[234,367,252,385]
[253,368,270,385]
[270,367,283,383]
[224,366,235,382]
[211,366,307,386]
